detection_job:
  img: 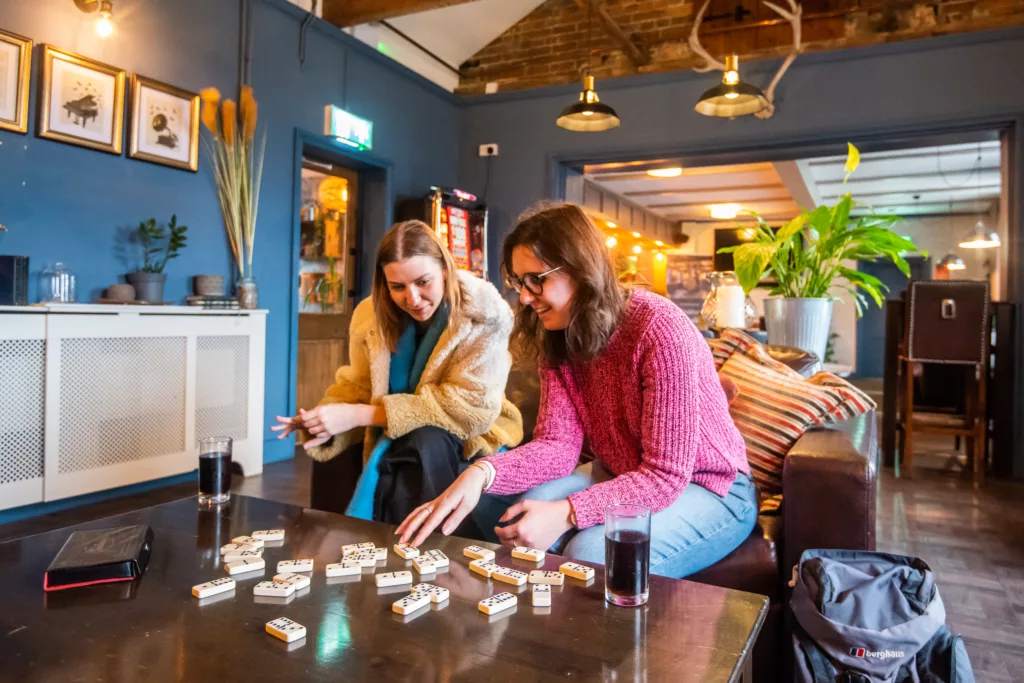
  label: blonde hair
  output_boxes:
[372,220,463,351]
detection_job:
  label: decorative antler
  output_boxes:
[687,0,728,72]
[688,0,803,119]
[755,0,802,119]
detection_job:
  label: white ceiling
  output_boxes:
[585,141,1002,223]
[286,0,543,91]
[387,0,547,70]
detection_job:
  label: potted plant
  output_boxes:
[719,144,922,361]
[303,257,344,313]
[126,215,188,303]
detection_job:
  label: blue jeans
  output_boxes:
[521,462,758,578]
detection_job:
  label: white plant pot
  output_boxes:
[763,297,833,363]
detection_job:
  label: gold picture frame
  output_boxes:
[128,74,200,172]
[37,44,125,154]
[0,29,32,134]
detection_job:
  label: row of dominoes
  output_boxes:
[468,559,594,584]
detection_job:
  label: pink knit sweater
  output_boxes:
[483,289,750,529]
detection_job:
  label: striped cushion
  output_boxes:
[708,328,786,372]
[720,350,875,500]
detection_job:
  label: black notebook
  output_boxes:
[44,525,154,591]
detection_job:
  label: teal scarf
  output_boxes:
[345,303,450,519]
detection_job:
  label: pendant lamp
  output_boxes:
[556,0,620,132]
[556,74,621,132]
[958,143,1000,249]
[959,221,1000,249]
[694,55,768,118]
[938,253,966,271]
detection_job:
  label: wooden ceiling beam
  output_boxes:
[322,0,481,28]
[571,0,650,67]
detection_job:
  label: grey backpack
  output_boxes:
[790,549,974,683]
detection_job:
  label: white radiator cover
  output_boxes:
[0,305,267,510]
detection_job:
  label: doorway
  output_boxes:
[295,158,359,428]
[286,131,393,425]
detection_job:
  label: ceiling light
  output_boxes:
[938,253,966,271]
[647,167,683,178]
[655,252,666,262]
[710,204,740,220]
[556,73,621,132]
[632,232,641,238]
[556,0,620,132]
[959,220,1001,249]
[605,236,617,248]
[695,55,768,118]
[628,255,638,262]
[75,0,115,38]
[655,240,664,246]
[606,221,617,229]
[633,245,642,254]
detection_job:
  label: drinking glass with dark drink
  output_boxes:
[604,503,651,607]
[198,437,232,507]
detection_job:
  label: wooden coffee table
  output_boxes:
[0,495,767,682]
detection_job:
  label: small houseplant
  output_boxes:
[719,144,922,360]
[126,215,188,303]
[303,257,344,313]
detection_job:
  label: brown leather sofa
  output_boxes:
[505,346,878,682]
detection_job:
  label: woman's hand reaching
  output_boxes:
[396,465,489,547]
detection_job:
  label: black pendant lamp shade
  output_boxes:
[695,55,768,117]
[938,253,966,271]
[557,74,621,132]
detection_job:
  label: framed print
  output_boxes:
[37,44,125,154]
[128,74,199,171]
[0,29,32,134]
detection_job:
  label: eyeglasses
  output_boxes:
[505,266,563,296]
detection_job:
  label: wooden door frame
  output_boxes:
[286,129,394,422]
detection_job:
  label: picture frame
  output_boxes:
[128,74,199,171]
[0,28,32,134]
[37,44,125,154]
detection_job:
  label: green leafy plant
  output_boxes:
[719,144,924,315]
[824,332,840,363]
[303,257,343,313]
[137,215,188,273]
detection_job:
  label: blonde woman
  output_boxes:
[273,220,523,527]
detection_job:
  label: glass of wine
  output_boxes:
[604,503,651,607]
[198,437,233,507]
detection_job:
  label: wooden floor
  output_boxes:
[877,445,1024,682]
[4,445,1023,681]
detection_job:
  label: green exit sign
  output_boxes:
[324,105,373,151]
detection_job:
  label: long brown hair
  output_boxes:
[372,220,463,351]
[502,202,627,365]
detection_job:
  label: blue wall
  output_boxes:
[456,27,1024,478]
[0,0,460,464]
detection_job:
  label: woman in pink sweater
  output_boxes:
[398,203,756,577]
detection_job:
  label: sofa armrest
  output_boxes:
[781,411,878,577]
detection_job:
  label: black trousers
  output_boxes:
[310,426,514,543]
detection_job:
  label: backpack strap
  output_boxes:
[798,633,838,683]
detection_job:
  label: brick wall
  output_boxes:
[457,0,1024,95]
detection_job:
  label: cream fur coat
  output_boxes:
[306,270,523,463]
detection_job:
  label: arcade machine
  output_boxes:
[401,187,488,280]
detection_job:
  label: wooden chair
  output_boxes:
[898,280,990,480]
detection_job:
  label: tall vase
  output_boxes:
[763,297,833,363]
